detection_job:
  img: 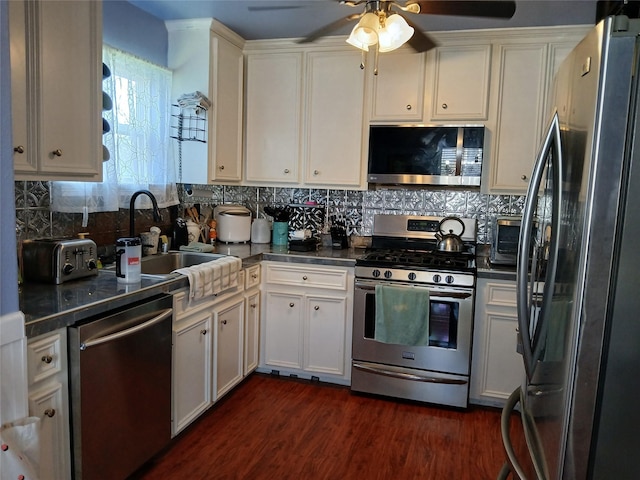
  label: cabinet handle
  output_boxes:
[406,104,412,110]
[221,320,227,325]
[313,170,319,176]
[314,305,320,311]
[251,274,258,279]
[52,148,63,157]
[200,329,207,335]
[41,355,53,364]
[289,302,295,308]
[521,174,528,181]
[219,165,225,170]
[302,275,308,281]
[284,169,290,174]
[251,303,257,309]
[441,103,448,110]
[44,408,56,418]
[14,145,25,154]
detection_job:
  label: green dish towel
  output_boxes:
[374,284,430,346]
[179,242,215,253]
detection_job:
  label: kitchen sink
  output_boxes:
[103,251,227,276]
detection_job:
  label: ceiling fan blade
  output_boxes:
[402,15,438,52]
[406,1,516,19]
[297,13,362,43]
[247,5,305,12]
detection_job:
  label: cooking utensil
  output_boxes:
[435,216,466,252]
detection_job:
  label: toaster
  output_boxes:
[22,238,99,284]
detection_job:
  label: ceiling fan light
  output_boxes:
[378,14,414,52]
[351,12,380,46]
[346,25,370,51]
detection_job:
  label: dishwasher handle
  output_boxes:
[80,308,173,350]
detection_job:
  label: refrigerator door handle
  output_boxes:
[517,111,563,378]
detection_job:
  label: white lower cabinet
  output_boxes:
[214,297,245,400]
[260,262,353,384]
[470,278,525,407]
[244,289,260,375]
[172,308,213,434]
[26,329,71,480]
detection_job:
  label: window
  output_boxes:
[51,45,179,217]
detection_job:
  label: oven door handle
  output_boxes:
[355,283,473,299]
[353,362,468,385]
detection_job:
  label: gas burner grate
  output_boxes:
[357,248,476,271]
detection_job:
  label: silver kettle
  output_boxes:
[435,216,466,252]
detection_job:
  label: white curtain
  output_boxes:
[51,45,179,213]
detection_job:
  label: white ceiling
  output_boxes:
[127,0,599,41]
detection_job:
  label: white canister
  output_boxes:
[116,237,141,283]
[251,218,271,244]
[185,220,201,244]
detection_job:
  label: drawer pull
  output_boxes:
[219,165,225,170]
[289,302,295,308]
[251,273,258,279]
[302,276,308,281]
[251,303,257,309]
[52,148,63,157]
[14,145,25,154]
[44,408,56,418]
[521,174,528,181]
[221,320,227,325]
[41,355,53,364]
[406,104,412,110]
[441,103,448,110]
[314,305,320,311]
[200,329,207,335]
[284,169,290,174]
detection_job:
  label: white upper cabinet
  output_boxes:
[11,0,102,181]
[368,48,427,123]
[304,48,367,187]
[429,43,492,121]
[245,51,303,184]
[167,19,244,184]
[243,40,367,189]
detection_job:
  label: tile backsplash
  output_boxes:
[15,181,525,246]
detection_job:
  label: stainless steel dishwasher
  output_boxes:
[68,294,173,479]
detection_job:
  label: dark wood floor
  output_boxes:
[133,373,512,480]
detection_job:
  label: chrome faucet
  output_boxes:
[129,190,162,237]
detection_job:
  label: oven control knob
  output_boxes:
[433,274,441,283]
[445,275,455,284]
[372,269,381,278]
[408,272,416,281]
[384,270,392,279]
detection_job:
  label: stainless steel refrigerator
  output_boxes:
[498,15,640,480]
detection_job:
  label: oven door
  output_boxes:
[351,278,475,406]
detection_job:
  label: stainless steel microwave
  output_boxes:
[367,125,485,186]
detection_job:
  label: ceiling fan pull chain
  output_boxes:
[373,44,379,76]
[360,49,366,70]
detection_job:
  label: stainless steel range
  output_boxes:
[351,214,477,408]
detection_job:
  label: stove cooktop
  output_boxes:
[357,248,476,272]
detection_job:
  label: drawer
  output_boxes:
[244,264,261,290]
[485,283,517,307]
[265,264,348,291]
[27,332,63,386]
[173,275,244,318]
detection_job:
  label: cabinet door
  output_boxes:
[244,290,260,375]
[29,382,71,480]
[245,52,302,183]
[304,49,366,187]
[215,297,245,399]
[173,311,213,435]
[430,44,491,121]
[486,42,548,194]
[37,0,101,178]
[369,49,426,122]
[210,34,243,182]
[264,291,303,369]
[304,294,347,376]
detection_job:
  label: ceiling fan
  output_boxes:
[298,0,517,53]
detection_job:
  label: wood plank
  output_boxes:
[134,373,513,479]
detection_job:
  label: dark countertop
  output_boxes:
[21,245,363,338]
[476,245,517,281]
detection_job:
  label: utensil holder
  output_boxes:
[272,222,288,246]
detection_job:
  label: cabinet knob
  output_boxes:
[52,148,63,157]
[289,302,295,308]
[219,165,225,170]
[221,319,227,325]
[521,174,528,181]
[284,169,290,174]
[41,355,53,364]
[441,103,448,110]
[251,273,258,279]
[250,303,257,309]
[406,104,412,110]
[200,329,207,335]
[44,408,56,418]
[313,170,319,176]
[314,305,320,311]
[302,275,308,281]
[14,145,25,154]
